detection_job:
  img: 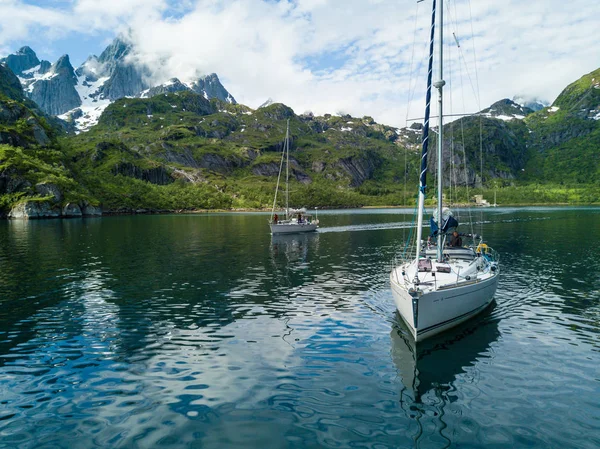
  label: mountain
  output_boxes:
[28,55,81,115]
[2,60,600,218]
[512,96,547,112]
[1,38,237,132]
[0,46,44,76]
[480,98,534,120]
[522,67,600,185]
[259,98,275,108]
[0,63,99,218]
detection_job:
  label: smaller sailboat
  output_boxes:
[269,120,319,234]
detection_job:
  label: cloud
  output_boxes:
[0,0,598,127]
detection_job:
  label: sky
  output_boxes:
[0,0,598,127]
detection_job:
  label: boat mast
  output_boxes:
[434,0,445,262]
[285,119,290,219]
[413,0,437,282]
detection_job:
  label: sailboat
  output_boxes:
[389,0,499,342]
[269,119,319,234]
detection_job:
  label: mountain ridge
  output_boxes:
[1,38,237,132]
[1,57,599,217]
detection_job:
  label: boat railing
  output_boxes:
[475,243,500,263]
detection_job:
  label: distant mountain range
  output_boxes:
[1,37,599,218]
[0,38,236,132]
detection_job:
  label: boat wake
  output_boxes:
[318,216,551,234]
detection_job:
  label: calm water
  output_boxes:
[0,208,598,448]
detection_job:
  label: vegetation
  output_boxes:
[1,66,600,216]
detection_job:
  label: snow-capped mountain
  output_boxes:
[258,98,275,108]
[1,38,237,132]
[479,98,535,121]
[512,96,548,112]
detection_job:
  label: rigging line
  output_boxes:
[453,9,476,241]
[444,4,480,108]
[441,2,479,238]
[446,4,457,207]
[467,0,481,110]
[403,1,421,233]
[405,0,421,126]
[270,128,287,220]
[466,0,485,235]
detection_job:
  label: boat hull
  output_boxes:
[270,223,318,234]
[390,271,499,342]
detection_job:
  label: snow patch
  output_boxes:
[548,106,559,112]
[340,127,352,132]
[22,64,41,75]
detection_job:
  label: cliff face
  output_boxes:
[29,55,81,115]
[0,46,39,75]
[1,39,237,131]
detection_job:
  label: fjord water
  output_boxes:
[0,208,598,449]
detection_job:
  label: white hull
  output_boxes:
[270,222,318,234]
[390,251,499,342]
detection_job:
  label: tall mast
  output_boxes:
[285,119,290,218]
[413,0,437,282]
[434,0,445,262]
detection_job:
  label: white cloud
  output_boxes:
[0,0,598,127]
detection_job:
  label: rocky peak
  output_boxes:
[98,37,132,65]
[191,73,236,104]
[259,98,275,109]
[480,98,534,121]
[512,96,547,112]
[29,54,81,115]
[51,55,77,81]
[0,46,40,75]
[38,60,52,75]
[141,78,190,98]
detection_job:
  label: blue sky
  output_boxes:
[1,0,599,127]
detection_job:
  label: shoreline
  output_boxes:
[3,202,600,220]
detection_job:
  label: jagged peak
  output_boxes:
[17,46,37,57]
[53,54,73,69]
[259,98,275,109]
[480,98,533,121]
[0,45,40,75]
[98,36,133,64]
[50,54,76,78]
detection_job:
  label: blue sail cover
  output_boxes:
[430,215,459,236]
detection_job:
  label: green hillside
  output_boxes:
[0,64,98,217]
[521,68,600,196]
[1,64,600,217]
[61,94,419,211]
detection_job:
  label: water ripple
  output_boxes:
[0,210,599,448]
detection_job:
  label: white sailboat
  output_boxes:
[269,120,319,234]
[390,0,499,342]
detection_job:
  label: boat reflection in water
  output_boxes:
[270,232,319,265]
[390,302,500,403]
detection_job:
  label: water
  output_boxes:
[0,208,598,448]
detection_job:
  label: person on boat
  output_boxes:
[274,214,278,224]
[298,213,303,224]
[449,231,462,247]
